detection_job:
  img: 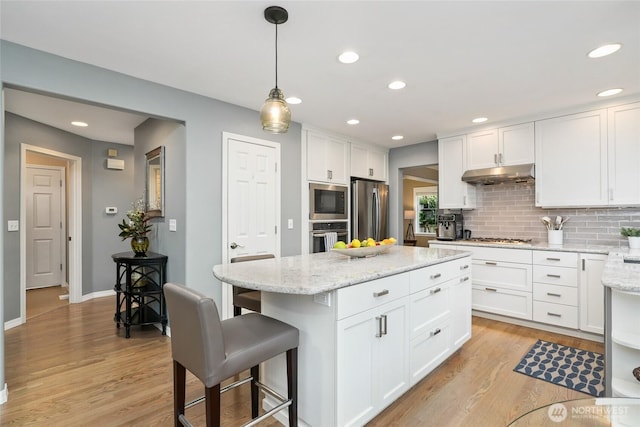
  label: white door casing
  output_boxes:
[25,166,64,289]
[221,132,281,319]
[20,144,82,323]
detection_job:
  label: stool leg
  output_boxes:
[233,305,242,317]
[286,348,298,427]
[205,384,221,427]
[250,365,260,418]
[173,361,186,427]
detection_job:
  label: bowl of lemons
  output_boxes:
[332,237,396,258]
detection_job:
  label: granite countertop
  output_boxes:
[601,251,640,292]
[213,246,471,295]
[430,239,615,254]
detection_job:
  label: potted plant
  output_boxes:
[119,197,152,256]
[621,227,640,249]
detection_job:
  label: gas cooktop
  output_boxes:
[464,237,533,245]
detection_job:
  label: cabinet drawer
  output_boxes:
[533,283,578,306]
[533,251,578,268]
[464,246,532,264]
[410,257,470,293]
[533,301,578,329]
[473,260,532,292]
[410,281,451,338]
[410,322,450,385]
[472,286,532,320]
[336,274,410,320]
[532,265,578,287]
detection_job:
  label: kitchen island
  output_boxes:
[213,246,472,426]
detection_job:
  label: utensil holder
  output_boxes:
[548,230,563,245]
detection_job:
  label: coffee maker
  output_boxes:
[436,213,464,240]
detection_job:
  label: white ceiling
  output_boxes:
[1,1,639,148]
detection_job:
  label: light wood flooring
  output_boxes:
[26,286,69,320]
[0,295,603,426]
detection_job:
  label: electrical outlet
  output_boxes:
[8,220,19,232]
[287,219,294,229]
[169,219,177,232]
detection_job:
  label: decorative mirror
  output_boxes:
[145,146,164,218]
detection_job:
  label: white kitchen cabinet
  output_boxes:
[438,135,476,209]
[466,123,534,170]
[608,102,640,206]
[610,289,640,397]
[351,143,388,181]
[579,253,607,334]
[306,130,349,184]
[532,250,579,328]
[336,296,409,427]
[535,109,608,207]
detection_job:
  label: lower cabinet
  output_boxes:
[336,296,410,427]
[580,253,607,334]
[532,251,579,328]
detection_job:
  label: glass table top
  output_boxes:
[508,398,640,426]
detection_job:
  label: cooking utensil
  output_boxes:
[559,216,569,230]
[555,216,562,229]
[541,216,552,230]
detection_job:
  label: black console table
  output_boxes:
[112,251,168,338]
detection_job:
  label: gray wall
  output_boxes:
[1,39,302,302]
[4,112,137,319]
[134,118,187,283]
[388,141,438,240]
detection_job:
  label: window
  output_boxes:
[413,187,438,235]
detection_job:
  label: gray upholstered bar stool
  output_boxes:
[164,282,299,427]
[230,254,275,317]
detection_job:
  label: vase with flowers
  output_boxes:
[118,197,152,256]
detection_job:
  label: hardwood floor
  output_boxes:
[0,296,603,426]
[26,286,69,320]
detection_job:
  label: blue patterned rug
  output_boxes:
[514,339,605,397]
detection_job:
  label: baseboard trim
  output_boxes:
[4,318,22,331]
[472,310,604,343]
[0,383,7,404]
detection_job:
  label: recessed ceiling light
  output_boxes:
[392,135,404,141]
[71,121,88,127]
[388,81,406,90]
[347,119,360,125]
[338,51,359,64]
[597,88,623,97]
[588,43,622,58]
[286,96,302,105]
[472,117,488,123]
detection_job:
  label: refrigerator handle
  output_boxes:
[372,188,380,241]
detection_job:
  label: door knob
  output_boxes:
[230,242,245,249]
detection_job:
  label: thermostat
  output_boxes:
[106,207,118,215]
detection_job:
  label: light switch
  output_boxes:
[8,220,19,232]
[106,207,118,215]
[169,219,177,232]
[287,219,294,229]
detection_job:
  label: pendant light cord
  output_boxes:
[274,22,279,90]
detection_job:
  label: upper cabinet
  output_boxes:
[306,130,349,184]
[438,135,476,209]
[467,123,534,170]
[351,143,388,181]
[608,102,640,206]
[535,104,640,208]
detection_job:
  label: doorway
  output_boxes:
[401,165,439,247]
[20,144,82,323]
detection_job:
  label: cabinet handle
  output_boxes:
[463,195,467,206]
[609,188,613,201]
[460,276,469,282]
[547,292,562,297]
[431,328,442,336]
[485,287,497,292]
[499,153,503,164]
[460,264,469,270]
[327,169,333,180]
[375,316,383,338]
[369,168,374,176]
[430,273,442,279]
[546,257,561,261]
[373,289,389,298]
[485,261,497,266]
[547,274,561,278]
[582,259,585,271]
[494,153,498,164]
[381,314,388,336]
[430,287,442,294]
[547,312,562,317]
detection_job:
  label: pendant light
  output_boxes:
[260,6,291,133]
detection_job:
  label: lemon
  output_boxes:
[388,237,397,244]
[334,241,347,249]
[351,239,361,248]
[367,240,377,247]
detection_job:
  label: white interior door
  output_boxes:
[26,166,64,289]
[222,132,281,318]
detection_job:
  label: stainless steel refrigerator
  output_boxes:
[351,179,389,242]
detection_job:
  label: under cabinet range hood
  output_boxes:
[461,163,535,185]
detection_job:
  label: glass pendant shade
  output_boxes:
[260,87,291,133]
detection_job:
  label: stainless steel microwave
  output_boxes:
[309,183,348,220]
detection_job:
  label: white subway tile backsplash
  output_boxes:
[462,182,640,248]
